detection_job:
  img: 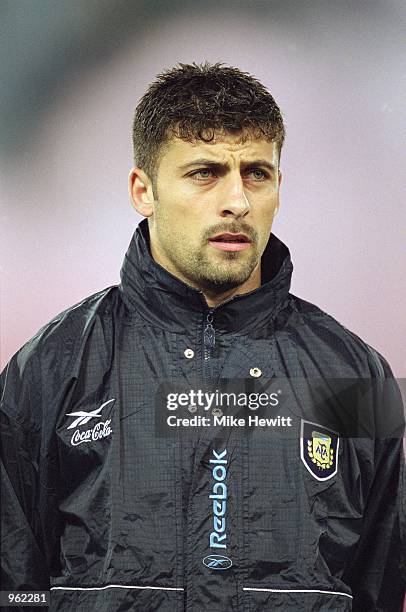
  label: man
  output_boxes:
[1,63,404,611]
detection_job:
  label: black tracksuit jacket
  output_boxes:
[1,219,404,611]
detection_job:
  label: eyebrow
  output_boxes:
[178,158,277,173]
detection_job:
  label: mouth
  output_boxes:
[208,232,252,252]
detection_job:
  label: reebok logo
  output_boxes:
[202,448,232,571]
[209,448,228,549]
[66,399,115,446]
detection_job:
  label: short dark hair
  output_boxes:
[132,62,285,180]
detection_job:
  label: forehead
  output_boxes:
[158,132,279,168]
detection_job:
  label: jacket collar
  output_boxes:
[119,219,293,334]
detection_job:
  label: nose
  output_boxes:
[219,173,250,219]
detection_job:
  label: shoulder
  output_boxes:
[1,286,120,390]
[286,294,393,378]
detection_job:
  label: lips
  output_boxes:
[208,233,252,252]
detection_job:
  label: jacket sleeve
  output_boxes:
[0,352,51,593]
[343,353,405,611]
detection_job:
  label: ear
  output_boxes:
[128,167,155,217]
[278,170,282,188]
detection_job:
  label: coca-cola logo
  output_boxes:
[70,419,112,446]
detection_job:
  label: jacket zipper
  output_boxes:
[200,292,241,377]
[203,309,215,377]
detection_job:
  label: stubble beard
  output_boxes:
[190,247,259,292]
[154,214,260,293]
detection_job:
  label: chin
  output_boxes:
[196,270,253,293]
[189,251,259,293]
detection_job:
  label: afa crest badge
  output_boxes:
[300,420,339,481]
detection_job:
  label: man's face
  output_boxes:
[141,132,281,294]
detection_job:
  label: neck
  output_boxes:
[119,220,294,335]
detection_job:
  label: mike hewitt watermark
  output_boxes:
[167,413,292,428]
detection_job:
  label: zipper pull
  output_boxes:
[204,312,215,349]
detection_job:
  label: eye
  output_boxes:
[247,169,268,181]
[189,168,215,180]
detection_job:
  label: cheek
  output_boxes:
[159,183,204,217]
[256,197,277,222]
[255,205,277,243]
[156,199,200,240]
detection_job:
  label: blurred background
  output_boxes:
[1,0,405,377]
